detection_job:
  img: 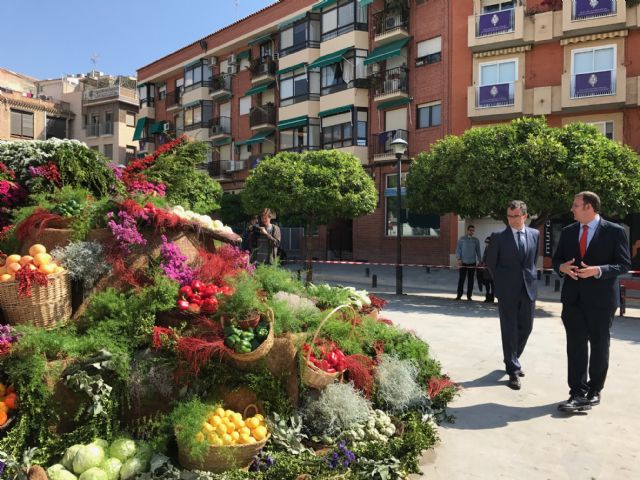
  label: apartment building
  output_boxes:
[38,71,140,164]
[137,0,457,264]
[455,0,640,263]
[0,68,74,141]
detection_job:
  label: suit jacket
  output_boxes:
[552,219,630,310]
[486,226,540,302]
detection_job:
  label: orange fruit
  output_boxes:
[38,263,56,275]
[7,263,21,274]
[0,274,12,283]
[29,244,47,256]
[0,410,7,427]
[0,383,5,396]
[0,402,7,413]
[19,255,34,266]
[5,255,21,265]
[0,266,6,275]
[4,393,17,410]
[33,253,52,267]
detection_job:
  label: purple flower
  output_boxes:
[159,235,195,286]
[107,210,147,256]
[326,441,356,470]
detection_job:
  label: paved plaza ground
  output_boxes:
[297,264,640,480]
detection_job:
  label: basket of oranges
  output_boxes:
[0,244,71,329]
[177,404,270,473]
[0,382,18,434]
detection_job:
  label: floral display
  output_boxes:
[106,210,147,256]
[0,325,19,356]
[159,235,195,287]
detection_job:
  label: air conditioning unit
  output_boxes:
[162,122,171,132]
[385,16,397,30]
[228,54,237,64]
[226,64,237,75]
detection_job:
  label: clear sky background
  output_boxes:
[0,0,275,80]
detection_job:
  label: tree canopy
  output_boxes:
[242,149,377,226]
[406,117,640,227]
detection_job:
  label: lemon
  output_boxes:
[202,422,214,433]
[253,425,267,441]
[221,433,233,445]
[214,407,225,417]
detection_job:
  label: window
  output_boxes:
[482,1,515,13]
[385,173,440,237]
[138,84,155,107]
[417,102,441,128]
[480,59,516,85]
[280,119,321,151]
[45,117,66,139]
[103,144,113,160]
[158,84,167,100]
[126,145,137,163]
[126,111,136,127]
[260,41,273,59]
[185,101,213,128]
[321,0,367,41]
[279,66,320,106]
[571,46,615,98]
[321,109,367,148]
[478,59,517,107]
[279,14,320,57]
[416,36,442,65]
[320,49,368,95]
[240,96,251,116]
[587,121,614,140]
[10,109,34,138]
[184,60,209,90]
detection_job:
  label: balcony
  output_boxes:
[369,67,409,103]
[468,6,531,52]
[250,104,276,131]
[371,129,408,162]
[468,80,524,120]
[166,90,182,112]
[221,160,246,172]
[250,57,277,85]
[83,85,138,107]
[139,99,155,119]
[562,0,627,35]
[373,9,409,46]
[209,75,233,101]
[86,123,100,138]
[561,68,626,110]
[101,122,114,136]
[182,81,214,106]
[249,154,269,169]
[209,116,232,140]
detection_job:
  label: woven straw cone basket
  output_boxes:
[226,308,275,364]
[300,304,352,390]
[177,404,269,473]
[0,271,72,329]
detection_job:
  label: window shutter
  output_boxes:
[417,36,441,58]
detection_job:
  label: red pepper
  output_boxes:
[191,280,203,292]
[327,351,338,367]
[320,359,331,371]
[177,299,190,311]
[179,285,193,298]
[326,368,337,374]
[187,294,202,305]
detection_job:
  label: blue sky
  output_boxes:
[0,0,275,80]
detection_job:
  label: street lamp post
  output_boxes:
[390,137,408,295]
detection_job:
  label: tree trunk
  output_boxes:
[304,222,313,284]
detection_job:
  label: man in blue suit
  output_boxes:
[553,191,630,413]
[486,200,539,390]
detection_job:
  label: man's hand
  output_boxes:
[560,258,579,280]
[576,261,599,279]
[259,227,268,235]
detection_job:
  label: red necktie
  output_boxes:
[579,225,589,258]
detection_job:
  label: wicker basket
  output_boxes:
[20,228,73,255]
[300,304,352,390]
[177,404,269,473]
[0,271,72,329]
[225,309,275,364]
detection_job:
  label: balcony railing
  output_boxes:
[371,129,409,159]
[250,104,276,127]
[209,116,232,136]
[221,160,246,172]
[373,9,408,36]
[279,39,321,57]
[475,83,515,108]
[184,80,213,93]
[166,90,182,109]
[87,123,100,137]
[571,70,615,98]
[475,9,515,37]
[369,67,409,97]
[572,0,616,21]
[102,122,114,136]
[208,160,222,177]
[250,57,277,79]
[210,74,232,92]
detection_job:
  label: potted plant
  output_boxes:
[217,271,267,328]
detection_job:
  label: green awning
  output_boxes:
[319,104,353,118]
[358,0,374,5]
[183,100,201,109]
[277,115,309,130]
[312,0,337,11]
[376,97,411,110]
[237,49,251,60]
[307,47,353,70]
[212,93,233,103]
[132,117,148,141]
[149,121,166,134]
[278,13,306,30]
[212,137,232,146]
[364,37,411,65]
[243,82,275,97]
[249,34,272,46]
[236,129,275,146]
[276,62,307,76]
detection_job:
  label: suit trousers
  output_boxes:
[498,284,534,375]
[561,302,614,397]
[457,263,476,298]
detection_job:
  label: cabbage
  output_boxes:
[72,444,105,475]
[108,438,136,462]
[78,467,108,480]
[48,468,78,480]
[91,439,109,450]
[62,445,84,471]
[47,465,66,477]
[119,457,145,480]
[99,458,122,480]
[134,443,153,466]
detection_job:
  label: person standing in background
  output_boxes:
[456,225,481,300]
[480,236,495,303]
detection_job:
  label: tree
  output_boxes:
[242,150,377,277]
[407,117,640,227]
[219,192,248,228]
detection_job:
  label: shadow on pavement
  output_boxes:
[612,317,640,344]
[443,402,572,430]
[457,369,505,389]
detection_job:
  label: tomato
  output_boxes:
[177,299,190,311]
[204,284,218,297]
[201,297,219,314]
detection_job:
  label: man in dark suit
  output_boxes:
[486,200,539,390]
[552,191,630,413]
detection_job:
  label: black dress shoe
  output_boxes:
[516,370,525,377]
[587,392,601,406]
[455,295,462,300]
[558,396,591,412]
[507,375,521,390]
